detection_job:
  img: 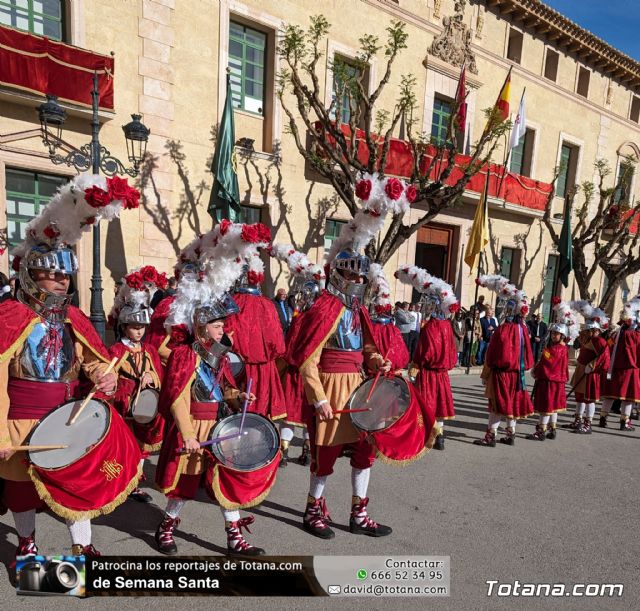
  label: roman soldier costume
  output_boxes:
[109,267,166,502]
[0,174,142,559]
[397,266,458,451]
[270,244,326,467]
[565,301,610,435]
[599,299,640,432]
[474,275,534,447]
[527,300,577,441]
[154,221,280,556]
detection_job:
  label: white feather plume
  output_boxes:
[395,265,459,316]
[270,243,326,284]
[478,274,528,315]
[552,300,580,341]
[569,300,610,328]
[367,263,392,313]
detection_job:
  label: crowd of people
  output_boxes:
[0,172,637,567]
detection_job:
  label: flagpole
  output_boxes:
[465,252,484,375]
[498,87,525,200]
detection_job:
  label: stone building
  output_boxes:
[1,0,639,319]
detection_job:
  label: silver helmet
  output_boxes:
[193,293,240,326]
[17,244,78,321]
[118,304,153,326]
[549,322,568,338]
[419,293,443,319]
[327,248,369,304]
[234,264,262,295]
[292,278,321,313]
[581,319,601,331]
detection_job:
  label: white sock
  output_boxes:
[165,499,186,519]
[436,419,444,432]
[587,403,596,418]
[577,402,586,417]
[12,510,36,538]
[351,467,371,499]
[508,419,516,433]
[550,413,558,425]
[279,424,294,442]
[601,398,613,416]
[622,402,633,418]
[488,412,502,431]
[221,508,241,523]
[303,429,310,441]
[540,415,550,426]
[66,519,91,546]
[309,473,327,500]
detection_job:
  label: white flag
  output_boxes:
[509,91,526,153]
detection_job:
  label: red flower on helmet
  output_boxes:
[140,265,158,284]
[126,272,145,290]
[355,179,372,201]
[219,219,232,236]
[520,305,529,316]
[385,178,403,200]
[449,302,461,313]
[84,185,111,208]
[43,225,59,239]
[375,304,392,314]
[474,278,482,286]
[12,256,21,272]
[247,271,264,285]
[551,296,562,306]
[107,176,140,210]
[241,223,271,244]
[405,184,417,203]
[156,272,168,290]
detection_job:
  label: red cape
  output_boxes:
[285,291,378,369]
[413,318,457,371]
[577,335,609,372]
[369,321,409,372]
[533,343,569,382]
[223,293,286,363]
[486,321,534,371]
[0,299,109,362]
[145,295,175,350]
[607,326,640,370]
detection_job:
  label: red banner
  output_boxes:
[314,122,553,212]
[0,25,114,109]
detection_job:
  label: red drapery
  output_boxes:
[0,25,114,109]
[313,121,553,212]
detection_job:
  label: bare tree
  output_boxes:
[542,156,640,309]
[277,15,510,265]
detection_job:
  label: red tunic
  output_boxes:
[368,320,410,374]
[279,312,309,428]
[600,327,640,401]
[572,336,609,402]
[223,292,286,420]
[484,321,535,419]
[413,318,457,420]
[109,341,165,453]
[146,296,174,351]
[532,343,568,414]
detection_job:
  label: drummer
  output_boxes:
[0,174,140,559]
[396,266,458,451]
[155,223,275,556]
[109,268,165,503]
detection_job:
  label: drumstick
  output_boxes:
[333,407,372,414]
[365,349,391,403]
[12,444,68,451]
[198,431,248,448]
[68,357,119,425]
[239,377,253,433]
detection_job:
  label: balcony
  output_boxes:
[314,122,553,213]
[0,24,114,113]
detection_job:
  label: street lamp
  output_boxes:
[37,73,150,339]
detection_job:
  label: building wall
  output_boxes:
[1,0,639,317]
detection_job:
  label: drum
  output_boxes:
[131,388,159,424]
[348,376,411,432]
[27,399,142,518]
[205,412,281,510]
[207,412,279,471]
[226,351,245,380]
[347,376,435,465]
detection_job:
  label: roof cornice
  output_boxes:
[486,0,640,90]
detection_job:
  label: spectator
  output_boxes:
[477,306,498,365]
[165,276,178,296]
[408,303,422,358]
[475,294,487,318]
[464,306,481,366]
[273,287,293,334]
[527,312,548,363]
[451,309,465,366]
[394,301,415,352]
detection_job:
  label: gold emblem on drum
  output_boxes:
[416,415,424,429]
[100,459,123,481]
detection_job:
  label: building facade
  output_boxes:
[1,0,639,318]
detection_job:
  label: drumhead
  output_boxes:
[132,389,159,424]
[226,352,245,380]
[28,400,110,469]
[208,412,279,471]
[348,376,411,432]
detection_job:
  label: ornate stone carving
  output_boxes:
[433,0,442,19]
[427,0,478,74]
[475,6,484,39]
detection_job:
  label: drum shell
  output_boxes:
[348,376,411,433]
[131,388,160,424]
[27,401,142,519]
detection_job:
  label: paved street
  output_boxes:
[0,374,638,610]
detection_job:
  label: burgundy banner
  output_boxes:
[0,25,114,109]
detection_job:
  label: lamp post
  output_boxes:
[37,73,150,340]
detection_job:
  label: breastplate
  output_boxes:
[326,308,363,351]
[19,321,74,381]
[191,360,224,403]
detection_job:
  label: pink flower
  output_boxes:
[405,184,417,203]
[384,178,403,200]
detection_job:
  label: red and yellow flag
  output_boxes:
[482,67,512,137]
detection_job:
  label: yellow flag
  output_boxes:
[464,173,489,272]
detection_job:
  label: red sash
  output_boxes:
[318,350,363,373]
[190,402,218,420]
[8,378,79,419]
